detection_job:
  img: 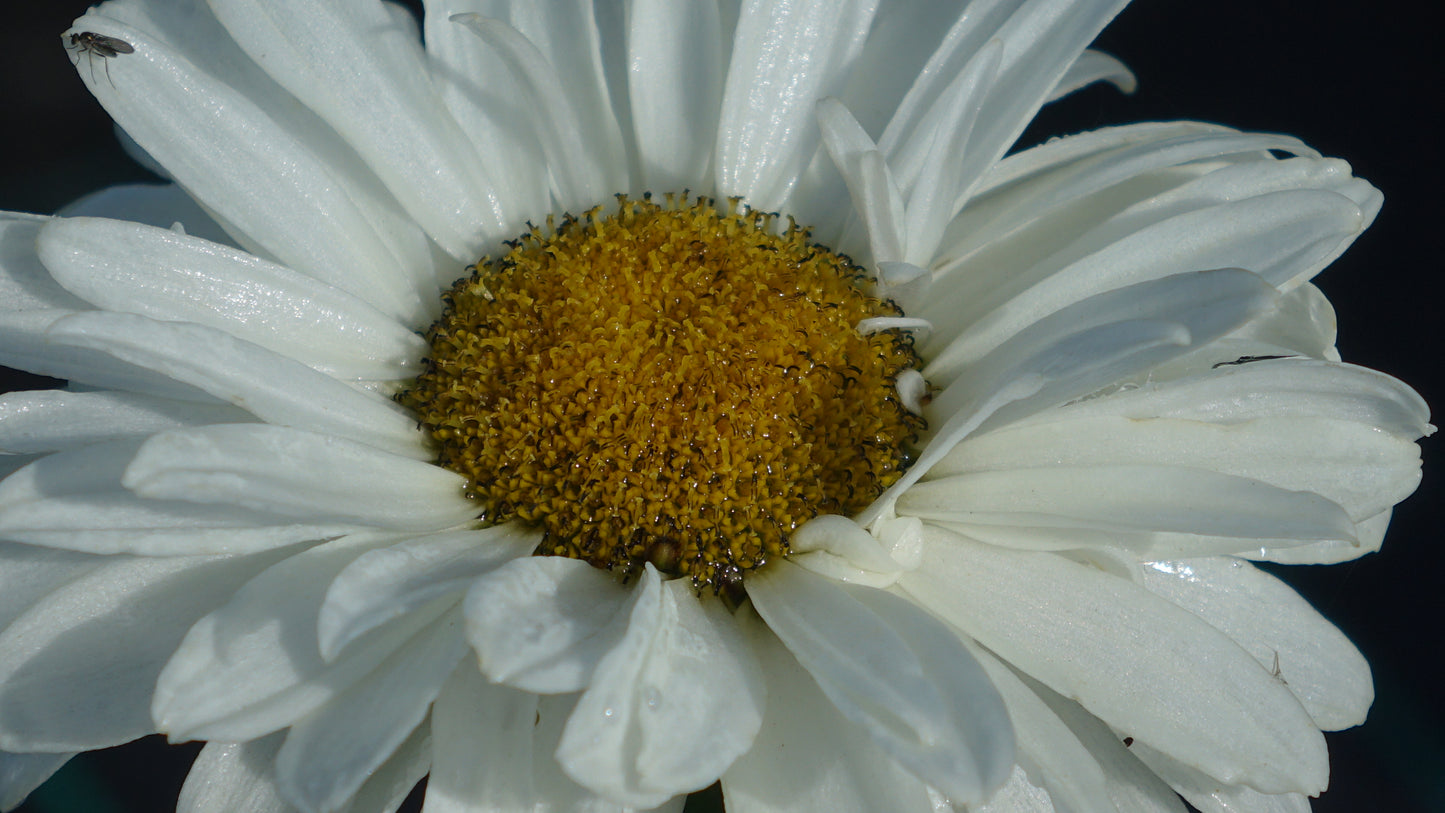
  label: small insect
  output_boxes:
[65,31,134,87]
[1269,650,1288,684]
[1211,354,1297,369]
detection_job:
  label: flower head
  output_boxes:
[0,1,1428,813]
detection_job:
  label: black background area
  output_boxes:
[1,2,1440,812]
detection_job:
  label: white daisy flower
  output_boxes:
[0,1,1428,812]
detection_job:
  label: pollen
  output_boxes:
[399,195,924,588]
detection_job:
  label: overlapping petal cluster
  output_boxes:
[0,2,1427,813]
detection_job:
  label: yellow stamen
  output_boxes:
[400,195,924,588]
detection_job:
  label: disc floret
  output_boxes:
[400,195,924,587]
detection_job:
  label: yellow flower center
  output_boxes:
[399,195,924,588]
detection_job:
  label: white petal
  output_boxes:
[1030,358,1431,440]
[421,3,548,244]
[962,361,1427,565]
[0,310,211,401]
[46,312,426,459]
[880,0,1130,213]
[0,750,74,812]
[788,513,907,587]
[319,525,538,661]
[965,646,1115,813]
[643,795,688,812]
[862,269,1278,528]
[900,39,1000,266]
[177,733,293,813]
[899,464,1358,557]
[1132,742,1311,813]
[424,664,539,812]
[901,527,1329,795]
[122,425,474,530]
[923,179,1371,368]
[874,258,930,288]
[0,550,286,752]
[936,128,1318,295]
[831,1,968,137]
[0,456,38,483]
[856,316,932,336]
[1160,282,1340,375]
[447,14,612,213]
[941,413,1421,527]
[748,560,1013,805]
[972,766,1056,813]
[0,389,249,455]
[1025,684,1188,813]
[57,182,235,248]
[935,193,1361,372]
[152,534,447,741]
[557,567,765,806]
[206,0,504,260]
[0,439,356,557]
[64,10,434,319]
[1046,48,1136,101]
[38,217,426,381]
[816,98,906,263]
[336,716,432,813]
[426,673,682,813]
[927,268,1275,417]
[894,368,929,416]
[0,216,87,312]
[1255,508,1395,566]
[1142,558,1372,731]
[973,121,1312,201]
[0,543,101,633]
[465,556,633,694]
[716,0,878,211]
[721,617,936,813]
[626,0,725,192]
[450,1,629,201]
[275,607,466,813]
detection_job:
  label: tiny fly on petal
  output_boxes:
[65,31,134,87]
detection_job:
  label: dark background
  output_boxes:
[2,2,1439,812]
